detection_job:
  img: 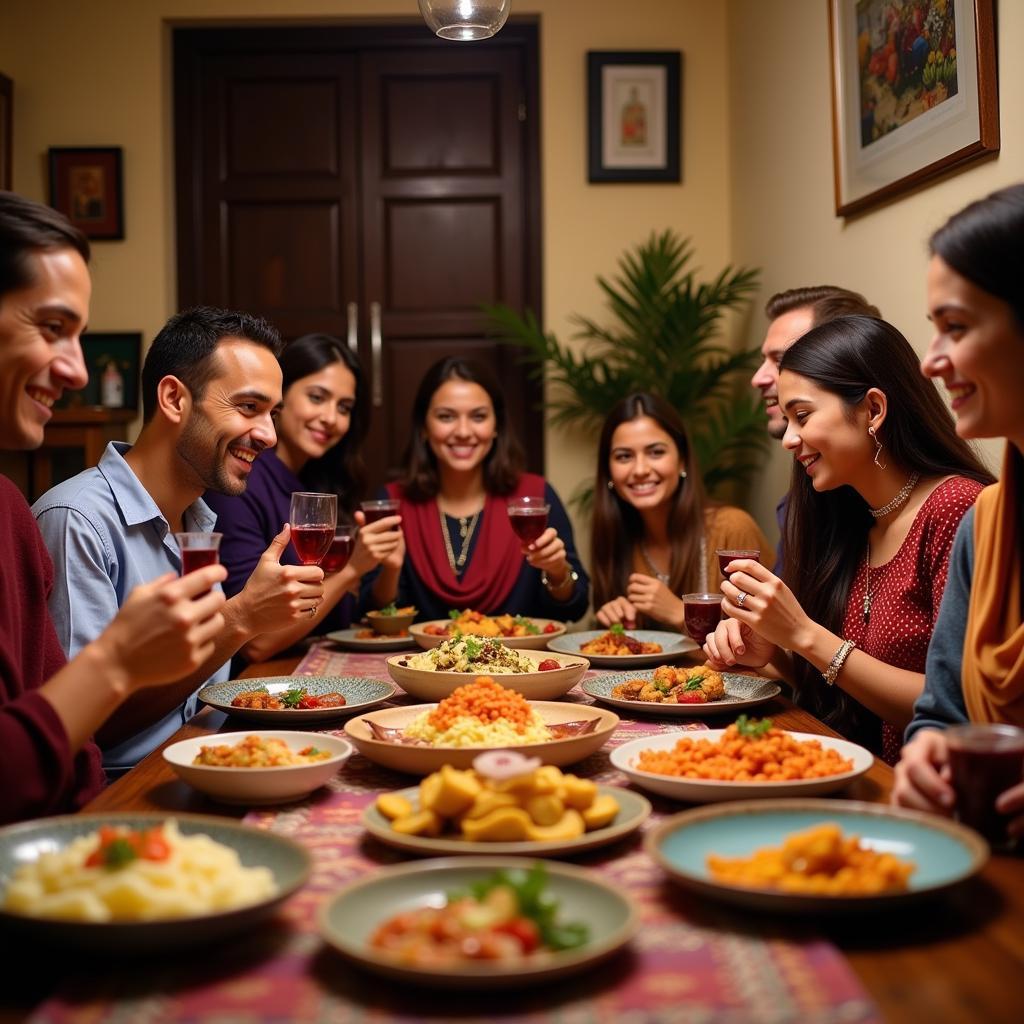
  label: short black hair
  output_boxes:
[0,190,90,302]
[765,285,880,326]
[141,306,283,421]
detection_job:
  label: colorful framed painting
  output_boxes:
[48,146,124,239]
[55,332,142,412]
[587,51,681,183]
[828,0,998,217]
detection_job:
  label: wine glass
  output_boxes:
[321,524,358,573]
[174,532,223,575]
[681,593,724,646]
[289,492,337,566]
[715,549,761,577]
[360,498,400,525]
[507,496,549,545]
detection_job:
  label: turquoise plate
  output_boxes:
[547,629,696,667]
[583,670,780,716]
[319,857,636,987]
[198,675,397,724]
[0,813,310,951]
[646,798,988,914]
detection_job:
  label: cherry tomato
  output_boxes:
[543,622,558,633]
[495,917,540,952]
[537,659,560,672]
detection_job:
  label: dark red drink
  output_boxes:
[291,525,334,565]
[716,549,761,576]
[682,594,724,644]
[181,548,219,574]
[508,508,548,544]
[947,724,1024,846]
[321,533,356,573]
[361,500,400,525]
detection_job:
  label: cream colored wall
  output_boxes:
[727,0,1022,541]
[0,0,731,538]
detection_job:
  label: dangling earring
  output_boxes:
[868,426,887,470]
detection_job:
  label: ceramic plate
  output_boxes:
[386,649,588,702]
[583,671,781,717]
[0,813,310,951]
[163,731,353,805]
[646,799,989,913]
[344,702,619,775]
[547,630,696,667]
[410,619,567,651]
[319,856,636,987]
[363,785,651,857]
[611,729,873,802]
[198,676,398,724]
[326,628,417,652]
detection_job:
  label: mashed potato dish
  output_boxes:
[406,635,538,674]
[2,820,277,922]
[402,678,554,748]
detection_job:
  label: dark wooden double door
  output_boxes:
[174,24,542,486]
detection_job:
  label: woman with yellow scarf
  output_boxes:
[893,184,1024,837]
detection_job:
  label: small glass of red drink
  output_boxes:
[360,498,401,525]
[716,549,761,577]
[174,531,223,575]
[321,524,357,574]
[681,593,724,645]
[289,492,337,566]
[507,496,550,545]
[946,723,1024,848]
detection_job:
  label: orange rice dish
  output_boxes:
[633,723,854,782]
[192,734,331,768]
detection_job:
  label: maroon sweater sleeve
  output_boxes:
[0,476,105,824]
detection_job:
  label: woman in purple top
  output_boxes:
[205,334,403,662]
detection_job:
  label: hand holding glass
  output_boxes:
[716,549,761,577]
[360,498,400,525]
[507,496,549,545]
[289,492,337,566]
[174,532,223,575]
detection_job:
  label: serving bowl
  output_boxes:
[366,607,418,635]
[410,618,567,650]
[163,730,353,805]
[386,648,588,701]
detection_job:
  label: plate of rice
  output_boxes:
[344,678,619,774]
[387,638,588,701]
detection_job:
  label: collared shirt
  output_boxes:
[32,442,229,771]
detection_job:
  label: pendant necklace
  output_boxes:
[439,504,481,576]
[640,543,670,584]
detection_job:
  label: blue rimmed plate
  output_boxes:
[582,670,780,716]
[0,813,310,951]
[198,675,397,724]
[646,799,988,913]
[547,630,696,667]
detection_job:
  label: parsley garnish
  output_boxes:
[735,714,773,738]
[280,687,308,708]
[448,608,464,620]
[379,602,398,616]
[514,614,541,635]
[101,838,138,870]
[463,635,485,660]
[610,623,626,636]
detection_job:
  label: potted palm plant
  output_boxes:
[487,229,767,504]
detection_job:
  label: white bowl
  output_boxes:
[409,618,567,650]
[610,730,873,803]
[163,730,352,805]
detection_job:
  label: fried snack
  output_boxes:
[707,823,915,895]
[633,721,854,781]
[580,630,662,656]
[612,664,724,704]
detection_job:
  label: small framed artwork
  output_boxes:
[828,0,998,217]
[55,332,142,411]
[587,51,681,183]
[48,146,124,239]
[0,73,11,190]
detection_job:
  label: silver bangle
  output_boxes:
[823,639,856,686]
[541,566,579,592]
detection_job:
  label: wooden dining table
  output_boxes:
[5,649,1024,1023]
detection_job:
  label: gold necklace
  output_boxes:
[439,504,481,575]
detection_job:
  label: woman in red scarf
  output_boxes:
[893,184,1024,837]
[367,358,589,621]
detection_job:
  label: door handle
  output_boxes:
[346,302,358,354]
[370,301,383,407]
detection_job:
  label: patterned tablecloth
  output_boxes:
[32,644,881,1024]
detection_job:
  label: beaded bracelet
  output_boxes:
[823,639,856,686]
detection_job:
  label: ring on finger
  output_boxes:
[307,605,317,618]
[736,590,748,607]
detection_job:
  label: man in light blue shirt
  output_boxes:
[34,307,327,771]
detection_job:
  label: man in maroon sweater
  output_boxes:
[0,190,226,823]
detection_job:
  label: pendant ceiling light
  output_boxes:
[418,0,511,41]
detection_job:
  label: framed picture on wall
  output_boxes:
[587,51,681,183]
[55,332,142,412]
[48,146,124,239]
[828,0,998,217]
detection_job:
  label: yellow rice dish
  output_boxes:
[192,734,332,768]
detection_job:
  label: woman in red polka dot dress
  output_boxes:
[702,316,994,762]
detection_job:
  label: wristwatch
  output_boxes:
[541,566,579,592]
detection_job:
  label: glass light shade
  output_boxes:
[418,0,511,41]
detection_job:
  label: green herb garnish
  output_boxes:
[610,623,626,636]
[280,687,308,708]
[379,602,398,616]
[514,614,541,635]
[101,838,138,870]
[684,674,706,692]
[735,714,773,738]
[449,608,465,620]
[463,635,485,660]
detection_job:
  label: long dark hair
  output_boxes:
[400,357,524,501]
[780,316,994,740]
[591,393,708,622]
[279,333,368,519]
[929,183,1024,331]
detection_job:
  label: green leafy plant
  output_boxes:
[487,230,767,503]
